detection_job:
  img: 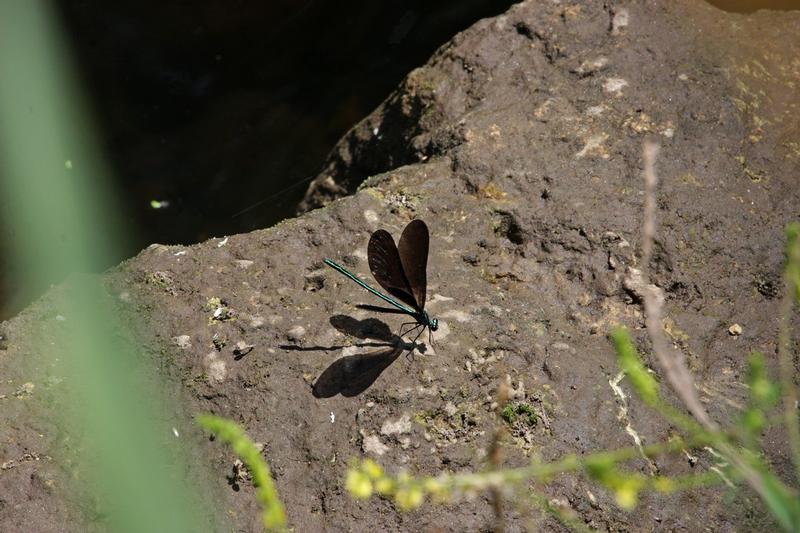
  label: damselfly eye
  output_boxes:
[430,318,439,331]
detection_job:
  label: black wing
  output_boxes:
[397,219,429,311]
[368,229,419,310]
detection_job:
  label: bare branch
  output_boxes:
[640,140,716,429]
[637,140,777,506]
[489,381,509,533]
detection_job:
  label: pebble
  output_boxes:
[380,414,412,436]
[287,325,306,341]
[361,433,389,456]
[728,323,742,336]
[173,335,192,349]
[574,56,608,76]
[204,353,227,382]
[603,78,628,94]
[611,8,629,35]
[14,382,35,397]
[233,341,255,357]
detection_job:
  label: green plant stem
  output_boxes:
[444,433,717,493]
[197,415,287,532]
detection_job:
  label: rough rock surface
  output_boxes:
[2,1,799,531]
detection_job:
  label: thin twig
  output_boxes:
[640,141,716,429]
[638,140,774,508]
[489,382,509,533]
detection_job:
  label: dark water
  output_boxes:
[55,1,519,245]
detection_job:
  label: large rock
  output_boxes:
[2,1,798,531]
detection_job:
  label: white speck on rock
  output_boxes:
[173,335,192,349]
[361,432,389,456]
[624,267,664,306]
[381,413,412,436]
[487,305,503,317]
[728,323,743,336]
[603,78,628,94]
[576,133,609,158]
[204,352,227,382]
[611,8,629,35]
[14,382,35,397]
[574,56,608,76]
[287,326,306,341]
[233,341,255,357]
[363,210,378,224]
[441,310,470,322]
[217,236,229,247]
[585,105,606,117]
[505,374,526,401]
[330,412,335,423]
[234,260,254,269]
[341,345,361,357]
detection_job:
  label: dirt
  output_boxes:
[2,0,800,531]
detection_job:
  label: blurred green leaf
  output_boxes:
[198,415,287,532]
[610,327,660,406]
[0,3,215,531]
[747,352,780,408]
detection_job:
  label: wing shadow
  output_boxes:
[311,339,405,398]
[279,314,396,352]
[328,314,395,341]
[278,314,422,397]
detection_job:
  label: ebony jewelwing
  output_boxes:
[324,219,438,344]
